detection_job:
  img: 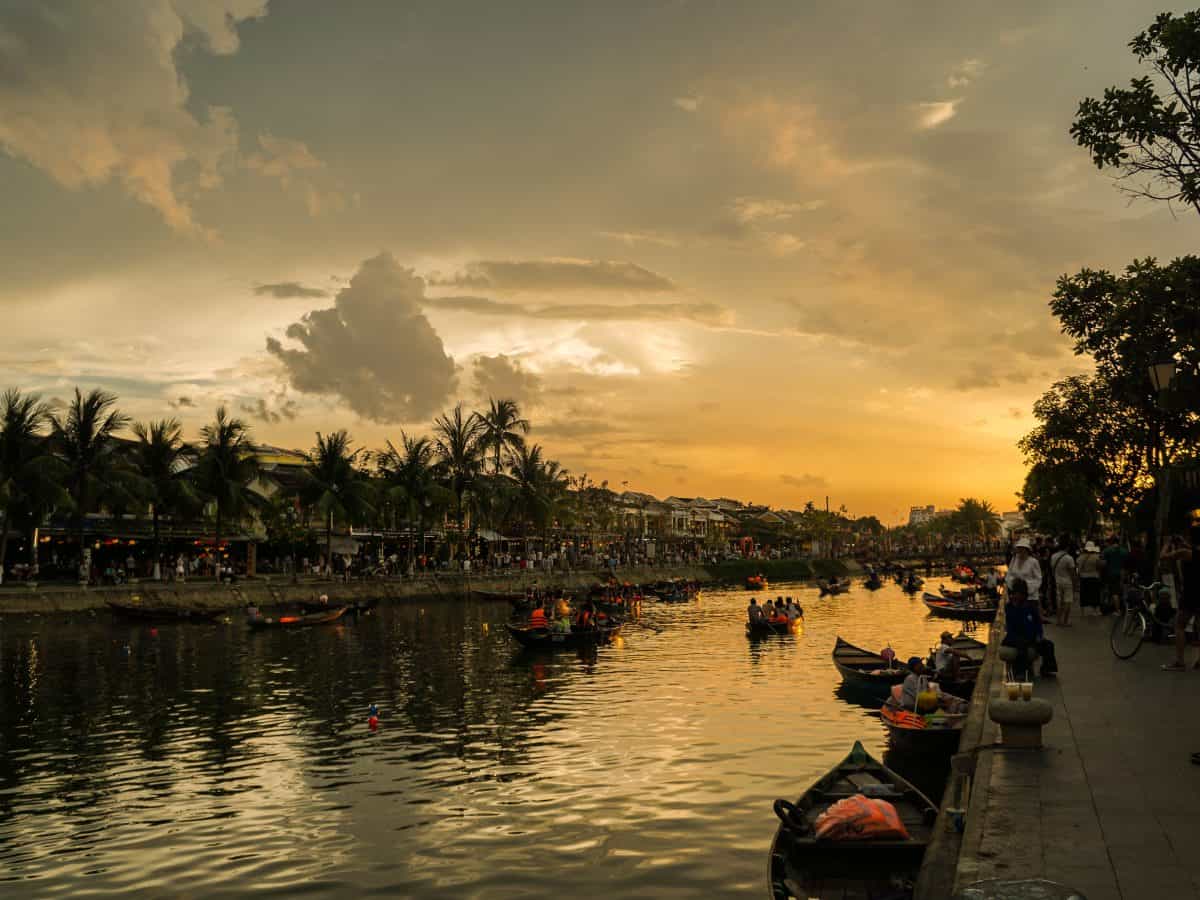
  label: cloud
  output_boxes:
[254,281,331,300]
[947,59,986,89]
[266,253,457,423]
[472,354,542,405]
[238,394,298,424]
[167,396,196,409]
[244,134,324,186]
[916,99,961,129]
[597,230,681,248]
[426,294,733,327]
[433,259,676,293]
[0,1,271,235]
[781,473,830,489]
[732,197,822,224]
[674,95,703,112]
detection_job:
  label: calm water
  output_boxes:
[0,580,986,898]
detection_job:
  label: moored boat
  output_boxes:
[247,606,349,628]
[746,574,768,591]
[921,595,997,622]
[768,740,937,899]
[505,622,621,650]
[831,637,907,692]
[879,687,969,753]
[471,588,528,602]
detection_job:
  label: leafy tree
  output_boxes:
[947,498,1001,540]
[378,432,450,569]
[192,407,260,578]
[432,404,484,558]
[50,388,137,564]
[259,492,309,579]
[1019,462,1100,537]
[1072,11,1200,214]
[0,390,65,583]
[301,430,375,571]
[478,398,530,475]
[131,418,198,578]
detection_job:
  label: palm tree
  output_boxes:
[0,390,64,584]
[301,430,375,573]
[131,419,198,579]
[478,398,530,475]
[951,498,1002,541]
[192,407,260,578]
[50,388,136,575]
[378,432,447,570]
[433,404,484,559]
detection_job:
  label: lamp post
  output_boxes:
[1149,358,1177,567]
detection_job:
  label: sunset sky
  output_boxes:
[3,1,1199,523]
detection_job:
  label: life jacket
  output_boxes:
[529,608,548,628]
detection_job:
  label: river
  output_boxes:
[0,579,987,898]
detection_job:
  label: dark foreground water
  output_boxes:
[0,581,986,898]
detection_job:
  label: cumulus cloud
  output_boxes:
[947,58,986,89]
[916,99,961,129]
[426,295,733,327]
[781,472,829,489]
[238,394,298,424]
[433,259,676,293]
[0,1,273,234]
[244,133,323,185]
[472,354,542,405]
[254,281,331,300]
[266,253,457,423]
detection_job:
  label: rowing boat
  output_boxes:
[747,619,796,639]
[831,637,907,691]
[106,599,223,623]
[768,740,936,899]
[819,581,849,597]
[247,606,349,628]
[921,596,997,622]
[879,688,969,753]
[505,622,621,650]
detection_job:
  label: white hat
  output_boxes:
[1084,541,1100,553]
[1015,538,1032,550]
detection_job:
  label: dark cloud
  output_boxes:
[254,281,330,300]
[167,396,195,409]
[238,395,299,424]
[266,253,457,423]
[781,473,830,489]
[433,259,676,293]
[427,294,732,326]
[472,354,542,405]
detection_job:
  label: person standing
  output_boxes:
[1101,536,1128,610]
[1077,541,1104,615]
[1161,529,1200,672]
[1005,538,1042,599]
[1050,537,1077,627]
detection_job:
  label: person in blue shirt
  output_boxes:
[1003,577,1057,679]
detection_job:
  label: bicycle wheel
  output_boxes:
[1110,609,1148,659]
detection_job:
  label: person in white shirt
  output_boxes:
[1005,538,1042,599]
[1049,537,1077,627]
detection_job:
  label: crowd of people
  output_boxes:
[746,596,804,625]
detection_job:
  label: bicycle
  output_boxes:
[1110,582,1176,659]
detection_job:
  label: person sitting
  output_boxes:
[528,605,549,629]
[747,598,764,623]
[900,658,934,711]
[785,598,803,621]
[576,601,595,629]
[1003,578,1056,679]
[933,631,969,680]
[554,612,572,634]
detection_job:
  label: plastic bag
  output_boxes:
[814,794,911,841]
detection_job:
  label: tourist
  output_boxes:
[900,657,931,711]
[1005,538,1042,599]
[1002,578,1056,679]
[933,631,967,679]
[1160,529,1200,672]
[1050,536,1077,627]
[785,597,803,621]
[1077,540,1104,615]
[1101,536,1128,610]
[747,597,764,623]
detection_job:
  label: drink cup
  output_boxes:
[1020,682,1033,700]
[1004,682,1019,701]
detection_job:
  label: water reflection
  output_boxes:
[0,581,985,896]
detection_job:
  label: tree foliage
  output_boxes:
[1019,462,1100,537]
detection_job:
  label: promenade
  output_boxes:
[957,615,1200,899]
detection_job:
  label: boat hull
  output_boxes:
[506,622,620,650]
[247,606,349,628]
[921,597,997,622]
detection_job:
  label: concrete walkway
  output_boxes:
[956,614,1200,900]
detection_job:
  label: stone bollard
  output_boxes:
[989,696,1053,748]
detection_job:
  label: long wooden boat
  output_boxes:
[505,622,621,650]
[747,618,795,639]
[818,581,849,597]
[247,606,349,628]
[880,689,969,753]
[746,575,769,591]
[938,586,975,601]
[921,596,997,622]
[106,599,223,623]
[768,740,937,899]
[831,637,907,691]
[471,588,527,602]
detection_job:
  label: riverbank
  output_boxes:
[0,557,857,616]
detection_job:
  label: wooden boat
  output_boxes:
[900,579,922,593]
[863,577,883,590]
[247,606,349,628]
[818,581,849,597]
[768,740,937,900]
[505,621,621,650]
[880,689,969,753]
[747,618,795,638]
[746,575,768,591]
[922,596,997,622]
[938,586,975,601]
[106,599,223,622]
[471,588,527,602]
[831,637,907,691]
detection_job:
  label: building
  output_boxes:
[908,505,936,526]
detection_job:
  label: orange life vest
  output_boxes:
[529,608,548,628]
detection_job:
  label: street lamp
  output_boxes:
[1149,358,1177,394]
